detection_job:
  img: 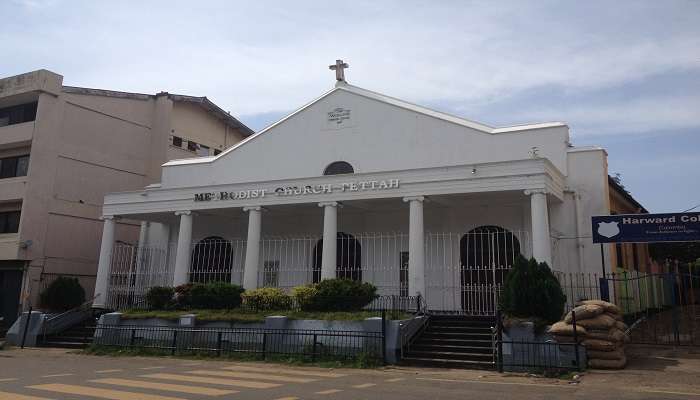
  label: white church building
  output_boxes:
[93,62,612,314]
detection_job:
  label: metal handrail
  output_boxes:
[41,294,100,340]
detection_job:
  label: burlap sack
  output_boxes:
[588,348,625,360]
[579,299,622,315]
[605,312,623,321]
[577,314,616,330]
[552,335,578,343]
[588,355,627,369]
[586,329,614,341]
[582,338,617,351]
[615,320,628,332]
[564,304,605,323]
[608,328,627,343]
[548,321,587,337]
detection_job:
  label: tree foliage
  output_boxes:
[499,256,566,324]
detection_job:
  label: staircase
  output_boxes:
[40,318,97,349]
[401,315,496,369]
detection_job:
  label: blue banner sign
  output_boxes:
[591,212,700,243]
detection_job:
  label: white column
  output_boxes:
[526,189,552,266]
[404,196,425,297]
[242,206,262,289]
[135,221,149,287]
[172,210,193,287]
[319,201,338,280]
[93,216,116,308]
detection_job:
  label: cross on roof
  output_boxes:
[329,59,349,82]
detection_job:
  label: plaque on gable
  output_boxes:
[326,107,353,129]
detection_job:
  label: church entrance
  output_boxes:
[460,226,521,314]
[312,232,362,282]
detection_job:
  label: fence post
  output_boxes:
[171,330,178,355]
[571,310,581,371]
[669,271,681,346]
[312,333,318,362]
[496,309,503,373]
[262,332,267,360]
[216,332,222,357]
[381,310,387,365]
[129,329,136,347]
[20,305,33,349]
[416,294,421,314]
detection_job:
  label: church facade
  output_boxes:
[93,73,615,314]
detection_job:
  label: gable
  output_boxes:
[161,85,570,188]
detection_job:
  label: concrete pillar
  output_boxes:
[242,206,262,289]
[93,216,116,309]
[173,210,193,287]
[135,221,149,289]
[403,196,425,297]
[319,201,339,280]
[526,189,553,266]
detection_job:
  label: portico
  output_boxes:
[93,73,611,314]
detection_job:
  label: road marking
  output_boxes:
[189,369,316,383]
[28,383,186,400]
[641,389,700,397]
[316,389,343,395]
[180,362,202,366]
[90,378,238,396]
[143,373,281,389]
[0,391,51,400]
[96,369,123,374]
[385,378,404,382]
[139,366,166,370]
[273,397,299,400]
[224,365,346,378]
[0,379,18,382]
[353,383,376,388]
[40,374,73,378]
[415,377,572,389]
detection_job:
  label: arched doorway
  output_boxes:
[312,232,362,282]
[190,236,233,283]
[460,226,521,314]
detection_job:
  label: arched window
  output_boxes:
[459,226,521,313]
[323,161,354,175]
[190,236,233,283]
[312,232,362,282]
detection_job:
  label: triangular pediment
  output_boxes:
[161,84,569,187]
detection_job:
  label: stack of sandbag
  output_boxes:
[570,300,629,369]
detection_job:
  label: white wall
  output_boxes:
[162,88,571,187]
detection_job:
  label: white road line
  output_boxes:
[385,378,405,382]
[641,389,700,397]
[40,374,73,378]
[139,366,166,370]
[316,389,343,395]
[189,369,316,383]
[96,370,123,374]
[353,383,377,388]
[224,365,346,378]
[415,377,573,389]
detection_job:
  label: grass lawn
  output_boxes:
[120,308,410,323]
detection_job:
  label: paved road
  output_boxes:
[0,348,698,399]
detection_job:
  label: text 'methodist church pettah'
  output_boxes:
[94,60,618,314]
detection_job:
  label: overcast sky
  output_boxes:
[2,0,699,213]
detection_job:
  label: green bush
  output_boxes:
[39,276,86,311]
[146,286,175,310]
[189,282,244,309]
[242,287,292,310]
[174,283,193,308]
[292,284,318,311]
[294,279,377,312]
[499,256,566,324]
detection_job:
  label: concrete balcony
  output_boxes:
[0,121,34,149]
[0,233,19,260]
[0,177,27,202]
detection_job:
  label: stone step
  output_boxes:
[410,344,493,354]
[405,350,494,362]
[400,356,495,370]
[421,332,493,340]
[413,338,493,348]
[40,340,90,349]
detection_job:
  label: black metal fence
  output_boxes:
[557,270,700,346]
[93,322,386,364]
[495,310,583,373]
